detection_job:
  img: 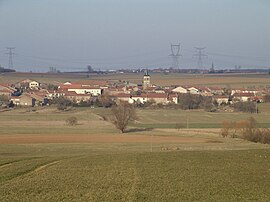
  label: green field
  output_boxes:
[1,145,270,201]
[0,103,270,136]
[0,104,270,201]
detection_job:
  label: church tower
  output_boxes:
[143,69,151,90]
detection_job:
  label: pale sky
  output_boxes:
[0,0,269,72]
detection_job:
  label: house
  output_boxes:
[208,86,224,95]
[58,82,102,96]
[64,92,91,103]
[16,79,40,90]
[172,86,188,94]
[231,89,259,96]
[168,94,178,104]
[10,93,43,106]
[197,86,212,96]
[188,87,200,94]
[233,93,255,102]
[126,86,140,92]
[47,90,66,99]
[213,95,229,105]
[0,84,16,97]
[29,80,40,90]
[115,93,131,102]
[104,86,127,95]
[129,93,169,104]
[68,86,102,96]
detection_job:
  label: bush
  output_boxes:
[178,94,214,111]
[98,93,114,108]
[233,102,257,113]
[221,117,270,144]
[51,96,73,111]
[263,95,270,103]
[66,117,78,126]
[260,129,270,144]
[221,121,238,138]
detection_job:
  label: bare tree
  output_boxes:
[98,93,114,108]
[111,102,136,133]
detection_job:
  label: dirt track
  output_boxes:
[0,134,208,144]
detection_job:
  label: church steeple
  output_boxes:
[143,69,151,90]
[144,68,149,76]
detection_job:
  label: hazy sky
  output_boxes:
[0,0,269,72]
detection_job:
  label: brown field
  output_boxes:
[1,72,270,87]
[0,134,208,144]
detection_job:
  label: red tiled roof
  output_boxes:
[59,83,101,90]
[116,93,131,98]
[208,86,223,91]
[64,92,90,97]
[0,83,11,87]
[0,89,13,93]
[233,93,254,97]
[132,93,168,99]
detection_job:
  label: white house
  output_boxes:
[188,87,200,94]
[172,86,188,94]
[58,82,102,96]
[213,95,229,105]
[67,87,102,96]
[29,80,40,90]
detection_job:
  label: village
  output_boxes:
[0,71,269,110]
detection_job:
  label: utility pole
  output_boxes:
[170,43,181,69]
[6,47,15,69]
[193,47,207,69]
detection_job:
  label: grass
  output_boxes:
[0,103,269,135]
[0,104,270,201]
[131,103,270,129]
[1,146,270,201]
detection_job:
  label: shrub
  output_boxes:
[221,117,270,144]
[98,93,114,108]
[221,121,230,138]
[260,129,270,144]
[66,117,78,126]
[233,102,256,113]
[263,95,270,103]
[178,94,214,111]
[51,96,73,111]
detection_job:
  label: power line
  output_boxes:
[6,47,15,69]
[193,47,207,69]
[169,43,181,69]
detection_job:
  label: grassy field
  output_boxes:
[0,105,270,201]
[0,103,269,136]
[1,145,270,201]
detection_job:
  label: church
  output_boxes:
[143,69,151,90]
